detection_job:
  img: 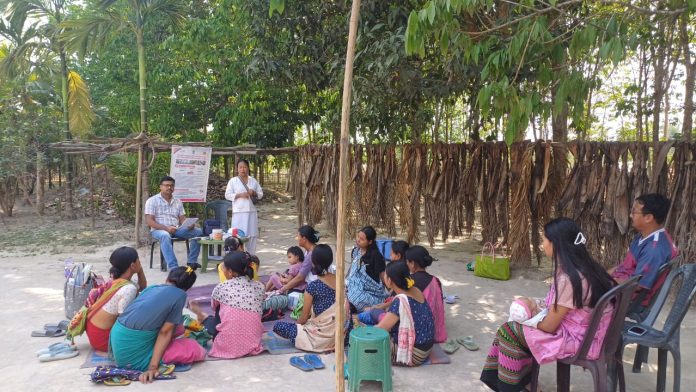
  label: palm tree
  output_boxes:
[62,0,186,243]
[1,1,95,217]
[62,0,186,137]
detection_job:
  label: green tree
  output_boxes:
[1,1,96,216]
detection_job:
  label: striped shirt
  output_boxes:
[144,193,185,229]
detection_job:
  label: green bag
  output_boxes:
[291,294,304,320]
[474,242,511,281]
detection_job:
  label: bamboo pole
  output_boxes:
[335,0,361,390]
[134,142,144,246]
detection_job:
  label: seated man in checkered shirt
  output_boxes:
[145,176,203,270]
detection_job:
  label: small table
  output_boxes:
[199,238,225,272]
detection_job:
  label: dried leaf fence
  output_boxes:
[290,142,696,268]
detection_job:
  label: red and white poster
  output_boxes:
[170,145,211,202]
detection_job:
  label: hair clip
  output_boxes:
[405,277,415,289]
[185,266,194,274]
[574,232,587,246]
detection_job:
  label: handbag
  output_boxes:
[474,242,511,281]
[238,177,258,205]
[64,263,99,319]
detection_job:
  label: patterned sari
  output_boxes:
[480,321,533,392]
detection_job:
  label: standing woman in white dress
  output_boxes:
[225,159,263,254]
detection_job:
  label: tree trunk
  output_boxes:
[637,47,646,141]
[680,15,695,141]
[36,150,45,215]
[224,156,230,179]
[552,102,569,142]
[663,93,670,140]
[59,49,75,219]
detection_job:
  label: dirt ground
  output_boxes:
[1,200,694,392]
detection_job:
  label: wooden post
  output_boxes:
[135,142,144,246]
[335,1,361,390]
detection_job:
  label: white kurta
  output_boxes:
[224,176,263,254]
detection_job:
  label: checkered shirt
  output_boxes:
[144,193,185,228]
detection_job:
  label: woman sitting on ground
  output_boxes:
[191,251,265,359]
[376,260,435,367]
[347,226,388,312]
[273,244,347,352]
[279,225,320,293]
[405,245,447,343]
[389,240,409,264]
[110,264,206,383]
[84,247,147,352]
[358,240,410,324]
[480,217,616,392]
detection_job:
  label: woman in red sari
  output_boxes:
[85,247,147,351]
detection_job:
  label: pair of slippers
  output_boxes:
[32,320,69,337]
[290,354,325,371]
[442,336,479,354]
[37,342,79,362]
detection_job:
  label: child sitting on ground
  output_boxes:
[266,246,305,291]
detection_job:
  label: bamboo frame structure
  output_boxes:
[47,136,297,246]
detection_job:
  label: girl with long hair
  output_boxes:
[480,218,616,391]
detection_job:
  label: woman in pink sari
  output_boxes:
[480,218,616,392]
[405,245,447,343]
[192,251,265,359]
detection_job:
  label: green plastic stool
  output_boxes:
[347,326,392,392]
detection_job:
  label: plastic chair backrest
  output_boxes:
[571,275,639,362]
[628,255,682,321]
[644,263,696,339]
[205,200,232,231]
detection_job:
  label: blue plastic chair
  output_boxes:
[205,200,232,232]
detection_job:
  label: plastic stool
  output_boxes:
[347,326,392,392]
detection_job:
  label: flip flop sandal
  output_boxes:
[290,356,313,371]
[36,342,76,356]
[44,320,69,330]
[174,363,192,372]
[31,328,66,338]
[103,377,131,386]
[442,339,460,354]
[154,374,177,381]
[456,336,479,351]
[444,295,459,304]
[303,354,325,369]
[158,364,175,375]
[38,348,79,362]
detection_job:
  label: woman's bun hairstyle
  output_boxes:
[405,245,434,268]
[109,246,139,278]
[311,244,333,276]
[385,260,411,290]
[223,251,255,280]
[298,225,320,244]
[167,263,200,291]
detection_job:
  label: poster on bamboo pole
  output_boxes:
[170,145,211,202]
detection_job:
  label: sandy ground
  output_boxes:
[1,200,695,392]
